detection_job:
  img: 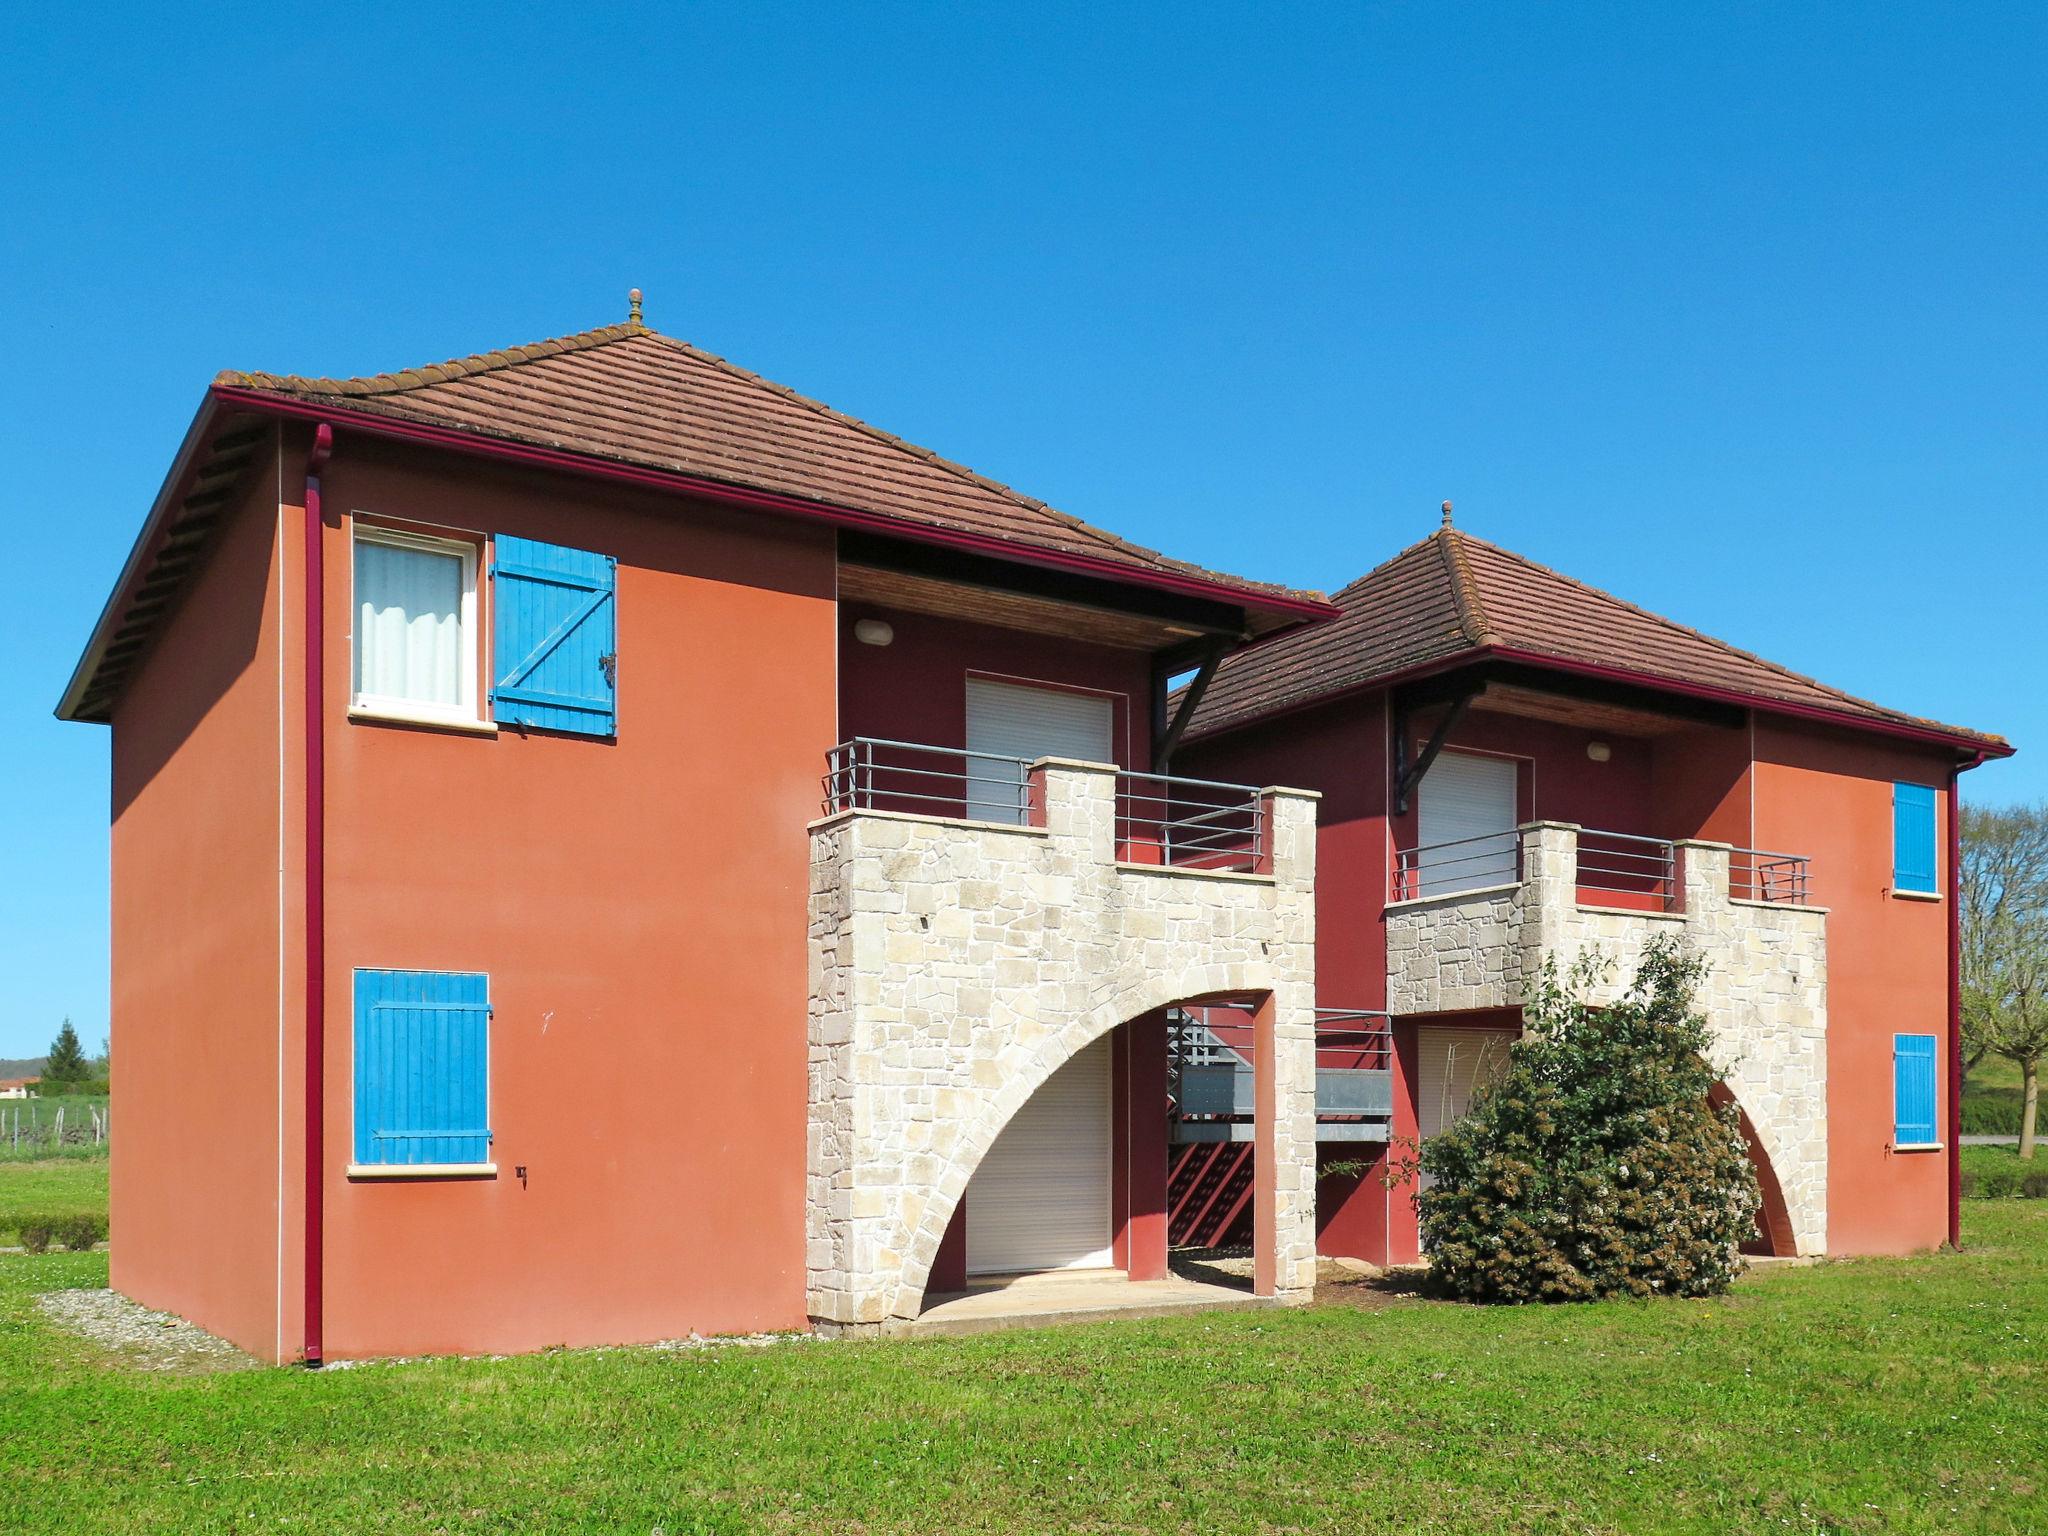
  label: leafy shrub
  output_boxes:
[55,1214,105,1251]
[1964,1164,2048,1200]
[17,1222,54,1255]
[1416,938,1761,1303]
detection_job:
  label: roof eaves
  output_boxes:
[203,382,1336,625]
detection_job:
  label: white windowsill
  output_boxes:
[346,1162,498,1180]
[1890,888,1942,903]
[349,702,497,736]
[1890,1143,1944,1154]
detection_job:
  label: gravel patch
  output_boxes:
[36,1288,257,1372]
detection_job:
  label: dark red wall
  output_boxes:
[838,603,1152,769]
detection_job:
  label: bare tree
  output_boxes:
[1961,802,2048,1159]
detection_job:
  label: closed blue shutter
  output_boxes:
[1892,782,1938,893]
[353,970,492,1166]
[492,535,617,736]
[1893,1033,1939,1146]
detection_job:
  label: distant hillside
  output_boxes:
[0,1058,48,1079]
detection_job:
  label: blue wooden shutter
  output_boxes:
[353,970,492,1166]
[1893,1033,1939,1146]
[1892,782,1938,893]
[492,535,617,736]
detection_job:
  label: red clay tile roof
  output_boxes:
[1185,520,2008,750]
[213,321,1324,619]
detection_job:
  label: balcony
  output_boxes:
[806,738,1321,1329]
[1386,821,1822,1014]
[1386,820,1830,1255]
[820,737,1277,873]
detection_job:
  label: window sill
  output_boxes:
[1890,1143,1944,1154]
[348,703,497,736]
[1890,888,1941,903]
[346,1162,498,1180]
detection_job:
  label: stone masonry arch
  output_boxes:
[883,975,1275,1322]
[807,759,1320,1332]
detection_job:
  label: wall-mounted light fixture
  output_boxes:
[1586,741,1612,762]
[853,619,895,647]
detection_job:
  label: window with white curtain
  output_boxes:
[352,527,478,721]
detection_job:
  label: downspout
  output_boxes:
[302,423,332,1365]
[1947,751,1987,1251]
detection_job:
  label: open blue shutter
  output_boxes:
[353,970,492,1166]
[492,535,617,737]
[1892,782,1938,893]
[1893,1034,1939,1146]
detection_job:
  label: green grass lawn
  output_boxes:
[1,1201,2044,1533]
[0,1158,108,1244]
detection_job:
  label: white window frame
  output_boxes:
[349,523,486,731]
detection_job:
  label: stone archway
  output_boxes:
[805,761,1322,1332]
[883,980,1296,1323]
[1711,1082,1798,1257]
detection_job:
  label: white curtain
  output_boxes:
[356,540,464,707]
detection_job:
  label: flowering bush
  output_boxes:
[1416,938,1761,1302]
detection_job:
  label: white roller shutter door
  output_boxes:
[1416,750,1519,895]
[966,1036,1114,1275]
[964,679,1115,824]
[1416,1026,1511,1191]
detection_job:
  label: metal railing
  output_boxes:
[821,737,1033,823]
[1574,828,1678,906]
[1168,1006,1395,1139]
[1314,1008,1395,1071]
[1391,828,1522,901]
[1729,847,1813,906]
[1115,770,1265,873]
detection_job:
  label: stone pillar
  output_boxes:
[1674,838,1731,914]
[1517,821,1580,984]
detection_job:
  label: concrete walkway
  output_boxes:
[911,1268,1273,1338]
[1962,1135,2020,1146]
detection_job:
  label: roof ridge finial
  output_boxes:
[1441,499,1454,530]
[628,288,644,329]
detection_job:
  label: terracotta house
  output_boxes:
[1173,509,2010,1265]
[60,311,2006,1362]
[58,309,1341,1362]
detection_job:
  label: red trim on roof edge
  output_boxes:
[1186,644,2010,759]
[209,387,1337,624]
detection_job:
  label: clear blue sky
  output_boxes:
[2,4,2042,1058]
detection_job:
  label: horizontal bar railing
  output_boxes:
[1391,828,1522,901]
[1574,828,1677,907]
[1314,1008,1395,1072]
[1115,769,1265,873]
[1168,1006,1394,1130]
[821,737,1033,823]
[1728,846,1813,906]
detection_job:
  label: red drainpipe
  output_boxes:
[1946,752,1989,1251]
[303,422,332,1365]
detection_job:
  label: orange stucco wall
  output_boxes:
[313,438,837,1358]
[1752,718,1954,1256]
[110,434,294,1359]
